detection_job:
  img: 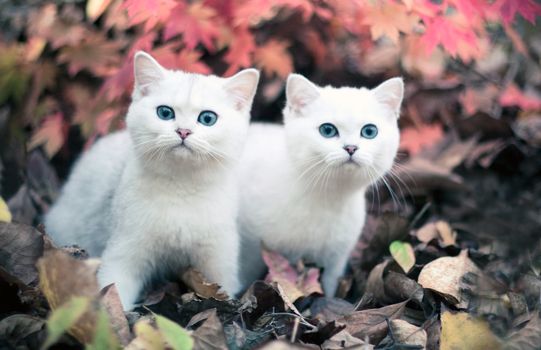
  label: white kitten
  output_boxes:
[238,75,403,295]
[45,52,260,309]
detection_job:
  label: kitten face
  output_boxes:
[283,75,403,189]
[127,52,259,171]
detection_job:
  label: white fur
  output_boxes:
[45,52,259,309]
[238,75,403,295]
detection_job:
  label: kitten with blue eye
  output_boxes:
[238,74,403,295]
[45,52,260,310]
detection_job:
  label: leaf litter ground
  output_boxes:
[1,93,541,350]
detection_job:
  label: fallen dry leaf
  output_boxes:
[125,318,165,350]
[416,221,457,247]
[440,311,501,350]
[100,284,131,346]
[181,268,229,301]
[389,319,427,348]
[310,297,355,323]
[262,248,323,302]
[383,271,423,305]
[338,301,408,344]
[418,250,482,307]
[0,222,46,285]
[192,309,228,350]
[504,312,541,350]
[37,249,100,344]
[0,314,46,349]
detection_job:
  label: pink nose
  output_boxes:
[344,145,358,155]
[176,128,192,140]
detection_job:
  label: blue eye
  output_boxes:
[156,105,175,120]
[197,110,218,126]
[361,124,378,139]
[319,123,338,138]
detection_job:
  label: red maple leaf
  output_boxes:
[499,84,541,111]
[400,124,444,155]
[100,33,157,101]
[152,45,211,74]
[361,1,419,44]
[163,1,221,51]
[223,26,256,75]
[122,0,176,31]
[496,0,541,25]
[28,113,67,157]
[420,13,484,62]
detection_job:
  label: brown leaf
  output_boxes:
[181,268,229,301]
[0,222,46,285]
[338,301,408,344]
[100,284,131,346]
[505,312,541,350]
[418,250,482,307]
[192,309,228,350]
[262,248,323,302]
[389,319,427,348]
[37,249,100,344]
[383,271,423,305]
[0,314,46,349]
[310,298,355,323]
[416,221,456,247]
[364,260,390,303]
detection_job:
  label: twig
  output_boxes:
[290,317,300,342]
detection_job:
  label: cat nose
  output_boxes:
[176,128,192,140]
[344,145,358,155]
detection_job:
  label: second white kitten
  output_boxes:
[238,75,403,295]
[45,52,260,309]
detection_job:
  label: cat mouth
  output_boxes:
[173,142,193,153]
[343,158,360,167]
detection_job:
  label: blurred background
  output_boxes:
[1,0,541,260]
[1,1,541,346]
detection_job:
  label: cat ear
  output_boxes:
[134,51,165,95]
[286,74,320,112]
[373,77,404,118]
[224,69,260,111]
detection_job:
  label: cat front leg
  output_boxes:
[320,250,350,297]
[98,244,149,310]
[192,233,240,297]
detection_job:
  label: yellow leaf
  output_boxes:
[86,0,113,21]
[126,319,165,350]
[0,197,12,223]
[441,311,502,350]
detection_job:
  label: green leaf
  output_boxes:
[85,308,119,350]
[42,296,90,349]
[389,241,415,273]
[155,314,194,350]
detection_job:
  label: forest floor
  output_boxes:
[1,106,540,349]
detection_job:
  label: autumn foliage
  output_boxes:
[0,0,540,157]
